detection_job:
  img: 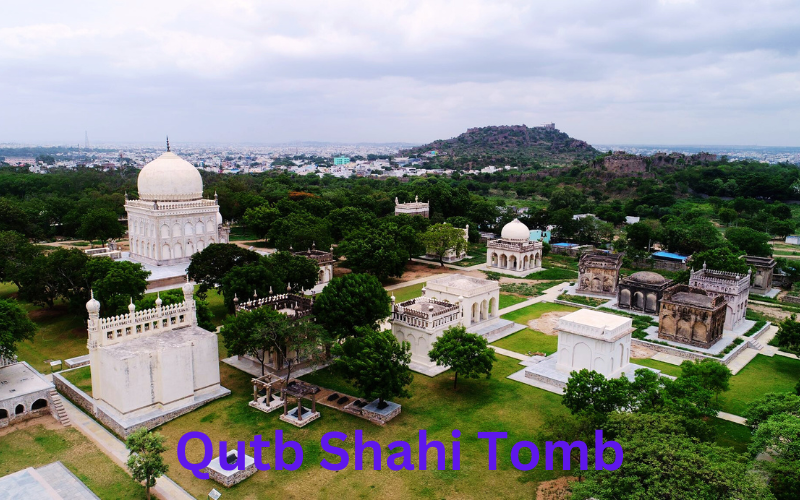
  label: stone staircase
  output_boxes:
[749,340,764,350]
[48,390,71,427]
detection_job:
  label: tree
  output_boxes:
[126,428,169,500]
[187,243,260,296]
[86,259,151,317]
[78,208,125,246]
[262,251,319,292]
[428,325,496,389]
[0,230,40,287]
[313,273,391,341]
[0,298,36,359]
[336,228,409,281]
[418,223,467,266]
[326,206,377,240]
[687,247,750,276]
[718,207,738,225]
[561,369,630,426]
[333,327,412,407]
[749,410,800,499]
[725,227,772,257]
[268,212,332,251]
[222,307,290,376]
[775,315,800,356]
[242,204,281,240]
[680,359,732,403]
[744,393,800,431]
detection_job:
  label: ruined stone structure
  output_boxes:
[292,243,335,286]
[744,256,775,295]
[577,252,623,296]
[394,196,429,218]
[689,264,750,331]
[126,148,229,266]
[0,361,57,429]
[658,285,726,348]
[486,219,543,277]
[85,282,229,433]
[617,271,674,315]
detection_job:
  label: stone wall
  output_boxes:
[780,295,800,306]
[207,463,257,488]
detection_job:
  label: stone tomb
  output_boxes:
[0,361,56,429]
[617,271,674,315]
[521,309,652,394]
[689,264,750,331]
[486,218,543,277]
[744,256,775,295]
[292,242,335,289]
[394,195,429,217]
[577,252,623,296]
[657,285,726,349]
[206,449,257,488]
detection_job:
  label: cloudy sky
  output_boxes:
[1,0,798,146]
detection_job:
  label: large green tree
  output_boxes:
[78,208,125,246]
[125,428,169,500]
[187,243,260,296]
[86,258,151,316]
[0,298,37,359]
[725,227,772,257]
[333,327,412,407]
[222,307,290,376]
[428,325,496,389]
[336,228,409,281]
[680,359,732,403]
[242,204,281,240]
[775,315,800,356]
[0,230,40,287]
[312,273,391,341]
[268,212,333,251]
[746,394,800,500]
[418,223,468,266]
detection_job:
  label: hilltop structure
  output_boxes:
[71,283,229,436]
[577,252,623,296]
[126,146,229,266]
[486,219,543,277]
[689,264,750,331]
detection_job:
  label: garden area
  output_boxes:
[0,424,144,499]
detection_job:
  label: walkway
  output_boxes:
[409,257,485,272]
[490,346,529,361]
[717,411,748,426]
[384,275,431,291]
[497,281,570,315]
[58,397,194,500]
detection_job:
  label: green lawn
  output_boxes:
[718,354,800,416]
[0,281,19,299]
[501,302,578,325]
[557,293,606,307]
[388,282,425,303]
[711,418,752,454]
[500,282,560,298]
[61,366,93,397]
[0,424,144,499]
[524,268,578,280]
[155,357,575,499]
[631,357,683,377]
[499,293,527,309]
[491,328,558,355]
[14,305,88,374]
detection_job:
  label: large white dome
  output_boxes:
[137,152,203,202]
[501,218,530,241]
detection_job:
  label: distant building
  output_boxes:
[529,229,551,244]
[333,156,350,165]
[744,256,776,295]
[786,235,800,245]
[625,216,640,224]
[658,285,726,348]
[577,252,624,296]
[394,196,429,218]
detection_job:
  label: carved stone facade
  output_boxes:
[577,252,623,296]
[689,265,750,331]
[744,256,775,295]
[486,219,543,277]
[617,271,674,315]
[292,243,335,285]
[658,285,726,348]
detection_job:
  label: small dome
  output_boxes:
[182,281,195,297]
[501,218,530,241]
[86,293,101,314]
[629,271,667,285]
[216,212,223,225]
[137,152,203,202]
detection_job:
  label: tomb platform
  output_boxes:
[206,450,257,487]
[513,356,659,395]
[279,406,321,428]
[361,399,402,424]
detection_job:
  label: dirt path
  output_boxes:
[749,302,795,321]
[527,311,573,335]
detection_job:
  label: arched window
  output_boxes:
[0,409,7,419]
[15,404,24,415]
[32,399,48,410]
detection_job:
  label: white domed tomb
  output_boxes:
[125,149,230,266]
[486,218,543,277]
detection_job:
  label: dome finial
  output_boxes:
[166,135,170,152]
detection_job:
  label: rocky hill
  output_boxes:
[400,125,600,167]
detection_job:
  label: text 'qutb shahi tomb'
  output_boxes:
[54,282,230,437]
[126,145,229,267]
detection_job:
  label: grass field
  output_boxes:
[491,328,558,355]
[500,302,578,325]
[61,366,93,397]
[498,293,527,309]
[524,268,578,280]
[0,424,144,499]
[711,418,752,454]
[718,354,800,416]
[388,282,425,303]
[153,357,575,500]
[630,357,683,377]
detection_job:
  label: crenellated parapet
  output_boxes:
[235,292,314,320]
[392,297,462,331]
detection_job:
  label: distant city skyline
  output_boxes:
[1,1,799,146]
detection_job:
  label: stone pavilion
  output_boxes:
[486,219,543,277]
[689,264,750,331]
[394,196,429,217]
[126,144,229,267]
[657,285,726,348]
[577,252,623,296]
[63,282,230,436]
[617,271,674,315]
[292,242,335,289]
[391,296,462,372]
[744,256,775,295]
[0,361,59,429]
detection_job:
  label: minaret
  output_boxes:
[182,278,196,326]
[86,290,104,404]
